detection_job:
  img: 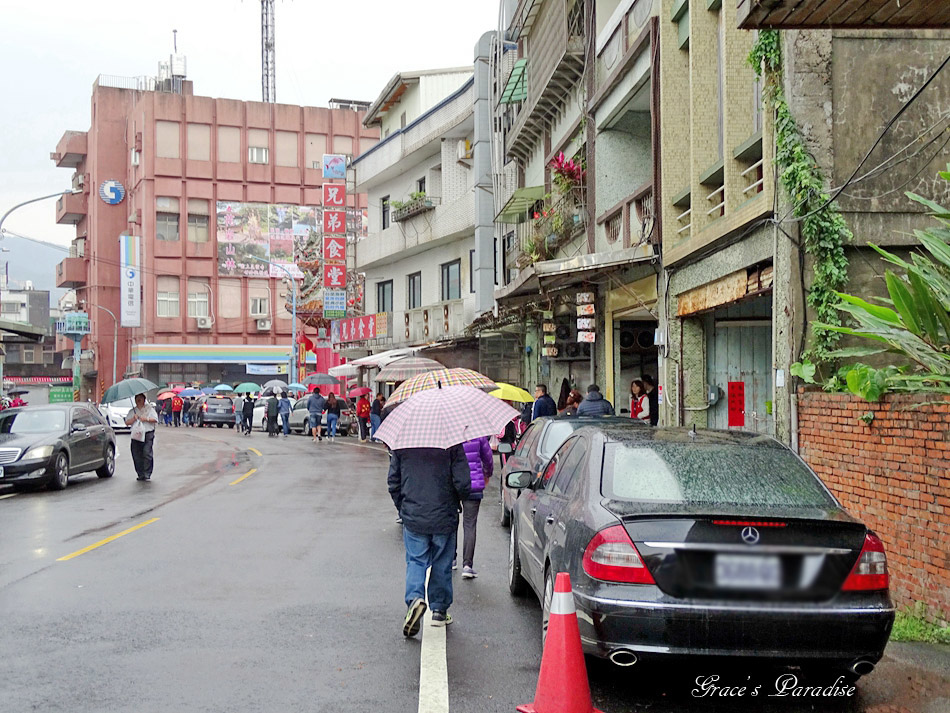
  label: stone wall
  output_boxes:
[797,390,950,622]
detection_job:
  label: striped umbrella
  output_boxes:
[374,356,444,383]
[374,385,518,450]
[386,368,496,410]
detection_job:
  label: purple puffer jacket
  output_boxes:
[462,436,494,500]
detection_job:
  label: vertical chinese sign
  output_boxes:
[119,234,141,327]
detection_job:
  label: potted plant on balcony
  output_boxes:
[391,191,434,222]
[549,151,585,198]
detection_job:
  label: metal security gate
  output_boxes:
[479,333,524,386]
[705,298,773,435]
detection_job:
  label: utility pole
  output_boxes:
[261,0,276,103]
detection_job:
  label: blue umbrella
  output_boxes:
[213,383,233,392]
[200,387,215,394]
[287,383,307,392]
[179,388,202,397]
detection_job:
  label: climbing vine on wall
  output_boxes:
[749,30,851,365]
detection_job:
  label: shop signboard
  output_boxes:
[323,183,346,207]
[48,386,74,403]
[323,289,347,319]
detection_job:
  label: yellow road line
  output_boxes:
[248,447,262,456]
[57,518,160,561]
[229,468,258,486]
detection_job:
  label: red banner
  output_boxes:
[338,315,377,343]
[727,381,745,428]
[323,210,346,234]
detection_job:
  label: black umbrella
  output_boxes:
[302,373,342,386]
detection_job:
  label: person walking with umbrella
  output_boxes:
[241,393,255,435]
[266,390,280,437]
[355,392,371,442]
[377,384,517,635]
[307,387,326,442]
[124,392,159,481]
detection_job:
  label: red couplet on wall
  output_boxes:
[727,381,745,428]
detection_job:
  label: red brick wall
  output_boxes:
[797,390,950,621]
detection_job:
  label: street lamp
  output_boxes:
[0,190,79,239]
[91,304,118,387]
[249,256,297,379]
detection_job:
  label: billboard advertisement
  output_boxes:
[217,202,317,279]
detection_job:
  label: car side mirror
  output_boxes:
[498,442,513,455]
[506,471,534,489]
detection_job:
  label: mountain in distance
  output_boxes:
[2,234,68,303]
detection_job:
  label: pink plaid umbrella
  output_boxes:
[374,385,519,450]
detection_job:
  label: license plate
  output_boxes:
[715,554,781,589]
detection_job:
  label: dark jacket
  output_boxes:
[266,396,279,417]
[307,393,326,414]
[388,446,472,535]
[462,437,493,500]
[532,393,557,420]
[371,398,384,417]
[576,391,615,416]
[241,398,255,417]
[647,387,659,426]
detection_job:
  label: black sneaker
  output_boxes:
[431,611,452,627]
[403,598,426,637]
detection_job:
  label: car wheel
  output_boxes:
[96,445,115,478]
[500,501,511,527]
[48,452,69,491]
[508,524,527,596]
[542,569,553,644]
[216,423,223,428]
[229,423,235,429]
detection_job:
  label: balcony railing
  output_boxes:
[392,196,436,223]
[518,185,587,265]
[506,0,586,161]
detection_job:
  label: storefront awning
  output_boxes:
[495,185,545,224]
[495,244,655,302]
[348,347,419,369]
[132,344,291,364]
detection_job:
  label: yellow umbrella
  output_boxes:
[489,382,534,403]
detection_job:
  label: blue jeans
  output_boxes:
[402,527,456,613]
[370,413,381,438]
[280,413,290,435]
[327,413,338,437]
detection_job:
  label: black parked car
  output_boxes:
[505,425,894,677]
[195,396,237,428]
[0,404,116,490]
[498,416,642,527]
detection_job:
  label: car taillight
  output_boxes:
[582,525,655,584]
[842,532,889,592]
[202,403,208,411]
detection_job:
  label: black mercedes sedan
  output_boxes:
[0,403,116,490]
[505,425,894,678]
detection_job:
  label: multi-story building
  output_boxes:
[52,58,377,396]
[490,0,659,408]
[349,66,498,373]
[0,281,69,399]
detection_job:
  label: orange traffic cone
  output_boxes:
[517,572,604,713]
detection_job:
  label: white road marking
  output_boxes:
[0,492,18,500]
[418,568,449,713]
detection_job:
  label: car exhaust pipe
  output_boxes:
[608,649,638,667]
[849,659,875,676]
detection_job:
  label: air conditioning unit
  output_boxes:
[71,172,85,191]
[256,318,272,331]
[457,139,473,162]
[196,316,212,329]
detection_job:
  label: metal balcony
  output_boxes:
[505,0,586,162]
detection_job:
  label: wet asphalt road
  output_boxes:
[0,426,947,713]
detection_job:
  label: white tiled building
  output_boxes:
[353,69,494,353]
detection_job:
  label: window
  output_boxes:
[416,177,426,194]
[332,136,353,155]
[305,133,328,169]
[187,279,210,318]
[157,276,180,317]
[157,213,180,241]
[408,272,422,309]
[187,199,209,242]
[1,302,18,314]
[514,423,542,459]
[250,295,269,316]
[248,129,269,164]
[275,131,298,167]
[217,126,240,163]
[43,345,55,364]
[605,213,621,243]
[400,112,407,129]
[4,344,19,362]
[22,346,35,364]
[156,120,180,159]
[551,437,587,496]
[381,195,390,230]
[186,123,211,161]
[469,250,476,294]
[440,260,460,301]
[377,280,393,314]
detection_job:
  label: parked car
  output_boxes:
[195,396,237,428]
[498,416,641,527]
[505,425,894,677]
[98,397,133,432]
[0,403,116,490]
[253,396,297,432]
[288,396,355,436]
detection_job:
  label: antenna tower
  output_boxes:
[261,0,276,103]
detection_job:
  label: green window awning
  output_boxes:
[494,185,545,224]
[500,59,527,104]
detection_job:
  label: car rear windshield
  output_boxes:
[207,398,232,406]
[602,443,837,509]
[538,422,580,459]
[0,410,66,434]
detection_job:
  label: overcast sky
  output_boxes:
[0,0,500,251]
